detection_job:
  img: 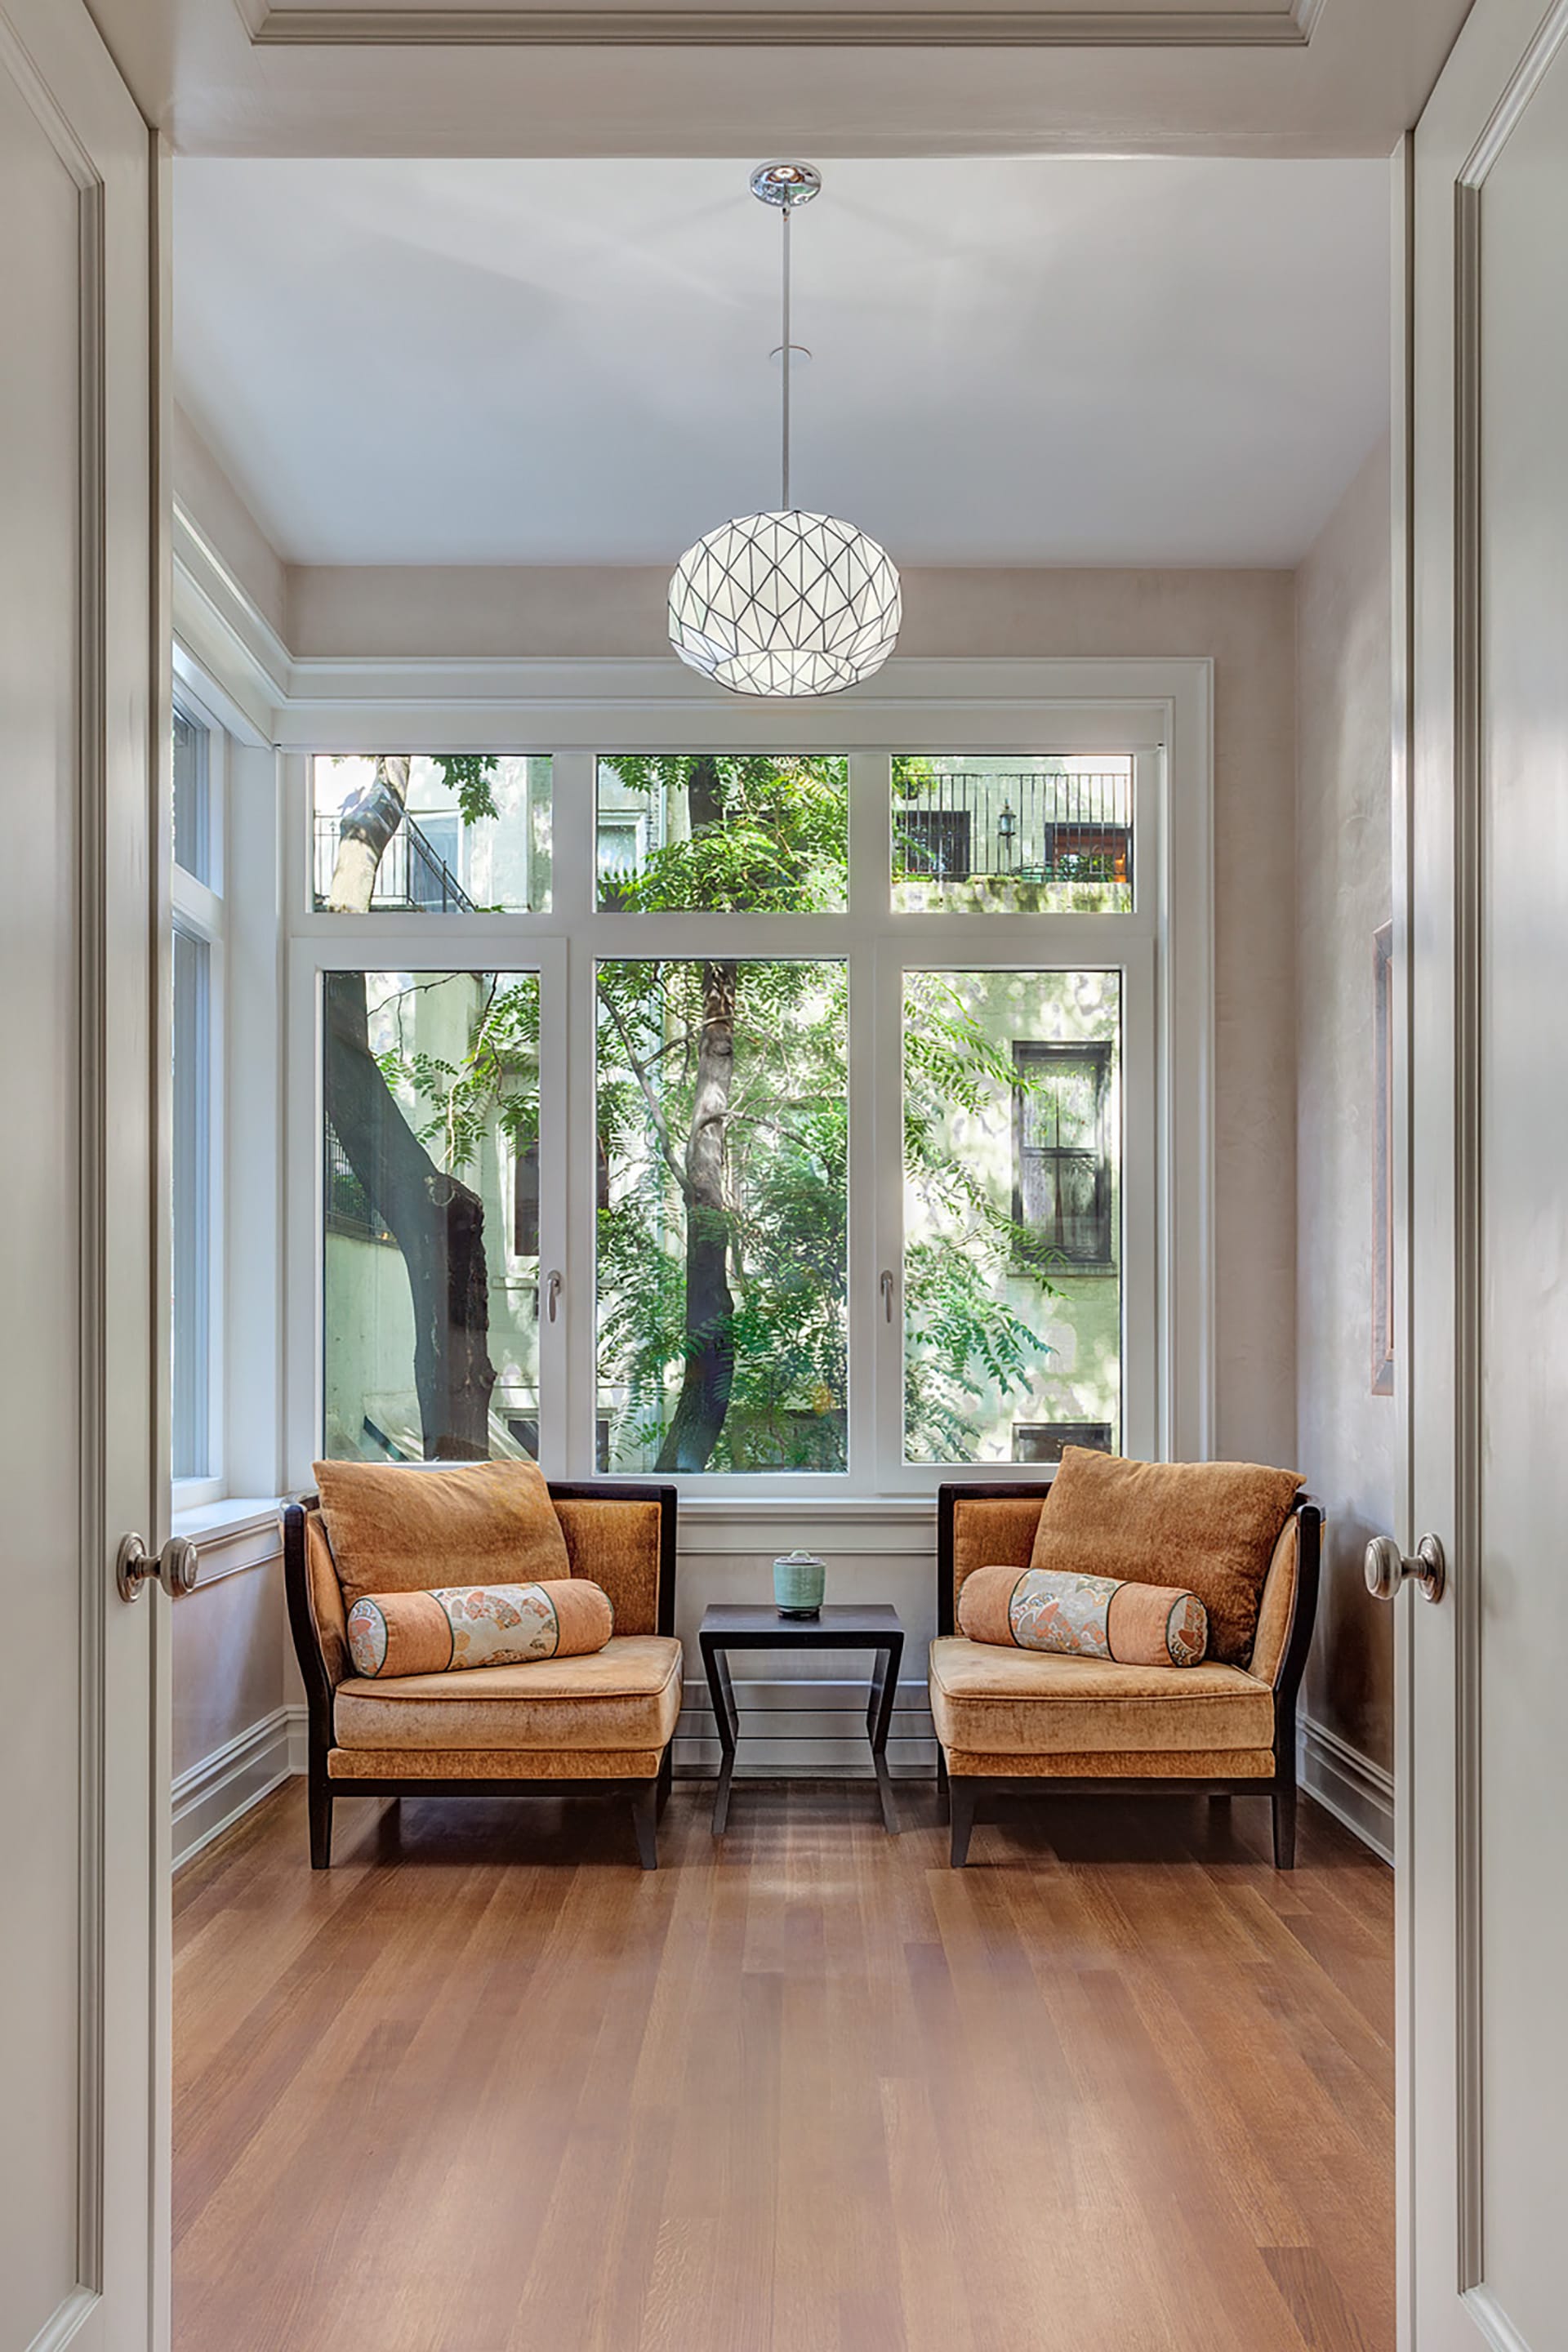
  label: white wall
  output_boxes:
[1294,434,1396,1838]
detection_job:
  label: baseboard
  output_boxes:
[1298,1716,1394,1864]
[172,1707,297,1870]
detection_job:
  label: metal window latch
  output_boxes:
[880,1269,895,1323]
[545,1268,563,1324]
[115,1534,200,1603]
[1364,1532,1446,1604]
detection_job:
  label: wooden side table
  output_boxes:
[697,1601,905,1834]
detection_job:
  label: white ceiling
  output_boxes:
[173,155,1390,568]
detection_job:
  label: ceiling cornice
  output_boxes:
[249,0,1322,48]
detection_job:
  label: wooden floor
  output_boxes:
[174,1780,1393,2352]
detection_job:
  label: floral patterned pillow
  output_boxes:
[346,1579,612,1679]
[957,1563,1208,1668]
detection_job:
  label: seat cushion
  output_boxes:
[333,1633,683,1753]
[928,1635,1272,1758]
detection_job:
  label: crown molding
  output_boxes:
[250,0,1320,47]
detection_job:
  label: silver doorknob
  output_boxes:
[116,1533,201,1603]
[1364,1532,1446,1604]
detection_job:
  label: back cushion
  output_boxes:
[313,1458,570,1611]
[554,1497,663,1636]
[1029,1447,1302,1665]
[951,1497,1045,1617]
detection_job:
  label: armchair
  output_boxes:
[931,1481,1321,1869]
[284,1477,679,1871]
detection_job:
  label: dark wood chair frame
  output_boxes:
[284,1479,679,1873]
[933,1482,1323,1870]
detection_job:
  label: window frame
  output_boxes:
[170,683,228,1509]
[279,662,1213,1497]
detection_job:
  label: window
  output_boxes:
[295,723,1179,1490]
[172,928,212,1477]
[596,956,849,1472]
[595,755,848,911]
[892,755,1133,915]
[903,973,1122,1463]
[321,969,541,1463]
[311,755,552,914]
[171,690,225,1496]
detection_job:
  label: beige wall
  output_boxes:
[171,1558,286,1783]
[1294,435,1396,1773]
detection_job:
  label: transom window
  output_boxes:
[291,726,1169,1493]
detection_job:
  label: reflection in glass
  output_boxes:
[321,971,540,1463]
[312,755,551,915]
[902,969,1121,1463]
[172,927,211,1478]
[173,704,210,884]
[892,755,1134,914]
[596,958,848,1472]
[595,755,847,911]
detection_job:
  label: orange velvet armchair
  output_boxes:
[284,1478,679,1871]
[931,1481,1322,1869]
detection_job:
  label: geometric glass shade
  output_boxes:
[669,509,902,697]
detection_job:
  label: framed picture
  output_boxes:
[1372,922,1395,1396]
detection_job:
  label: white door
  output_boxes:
[1400,1,1568,2345]
[0,0,165,2346]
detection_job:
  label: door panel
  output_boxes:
[0,47,90,2341]
[0,1,161,2345]
[1477,46,1568,2349]
[1408,2,1568,2346]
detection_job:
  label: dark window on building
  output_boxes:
[894,806,972,880]
[1013,1040,1115,1270]
[1012,1420,1115,1465]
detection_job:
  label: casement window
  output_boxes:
[171,690,227,1503]
[284,688,1204,1496]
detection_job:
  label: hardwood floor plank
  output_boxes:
[174,1781,1392,2352]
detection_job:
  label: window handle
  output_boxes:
[880,1269,895,1324]
[546,1268,563,1324]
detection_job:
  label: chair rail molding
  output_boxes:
[246,0,1323,48]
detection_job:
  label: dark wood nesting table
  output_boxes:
[697,1601,905,1835]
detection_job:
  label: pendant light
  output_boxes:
[668,162,902,699]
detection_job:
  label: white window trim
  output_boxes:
[274,657,1213,1500]
[171,679,229,1510]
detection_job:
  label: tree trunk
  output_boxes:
[327,754,411,912]
[323,964,496,1462]
[656,948,739,1472]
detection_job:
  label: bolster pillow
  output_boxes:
[346,1579,612,1679]
[958,1563,1209,1668]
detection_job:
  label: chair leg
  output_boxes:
[631,1781,660,1870]
[936,1747,950,1803]
[949,1780,978,1868]
[1272,1783,1298,1871]
[308,1775,333,1871]
[657,1744,674,1817]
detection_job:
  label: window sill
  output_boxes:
[171,1497,285,1588]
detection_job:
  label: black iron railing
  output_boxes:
[314,813,476,913]
[892,768,1132,886]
